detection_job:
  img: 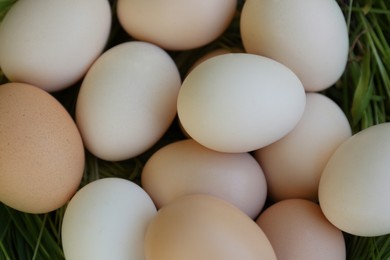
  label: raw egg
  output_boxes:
[144,194,276,260]
[0,83,84,213]
[256,199,346,260]
[254,93,351,202]
[142,139,267,218]
[0,0,111,92]
[240,0,348,91]
[319,123,390,236]
[117,0,237,50]
[76,41,181,161]
[177,53,306,153]
[62,178,157,260]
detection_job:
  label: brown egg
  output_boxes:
[256,199,346,260]
[144,194,276,260]
[0,83,85,213]
[254,93,351,202]
[117,0,237,51]
[141,139,267,219]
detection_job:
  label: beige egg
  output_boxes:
[0,83,84,213]
[0,0,111,92]
[144,194,277,260]
[319,123,390,236]
[76,41,181,161]
[240,0,348,91]
[256,199,346,260]
[180,48,240,138]
[254,93,351,202]
[142,139,267,218]
[116,0,237,50]
[62,178,157,260]
[177,53,306,153]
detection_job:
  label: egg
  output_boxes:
[116,0,237,50]
[254,93,352,202]
[144,194,277,260]
[319,123,390,236]
[62,178,157,260]
[240,0,348,92]
[141,139,267,219]
[256,199,346,260]
[177,53,306,153]
[76,41,181,161]
[187,48,235,75]
[0,0,111,92]
[0,83,84,214]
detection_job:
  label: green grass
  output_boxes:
[1,0,390,259]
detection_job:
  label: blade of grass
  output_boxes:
[350,50,374,128]
[32,214,47,260]
[359,10,390,98]
[0,0,15,21]
[0,241,11,260]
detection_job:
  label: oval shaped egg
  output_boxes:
[144,194,276,260]
[177,53,306,153]
[76,41,181,161]
[0,0,111,92]
[62,178,157,260]
[142,139,267,219]
[319,123,390,236]
[256,199,346,260]
[0,83,84,214]
[240,0,348,91]
[117,0,237,50]
[254,93,351,202]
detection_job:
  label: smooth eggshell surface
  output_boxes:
[254,93,351,202]
[256,199,346,260]
[76,41,181,161]
[0,0,111,92]
[117,0,237,50]
[0,83,84,214]
[144,194,277,260]
[141,139,267,218]
[177,53,306,153]
[240,0,348,91]
[62,178,157,260]
[319,123,390,236]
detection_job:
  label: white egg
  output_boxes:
[62,178,157,260]
[177,53,306,153]
[240,0,348,92]
[319,123,390,236]
[0,0,111,92]
[76,41,181,161]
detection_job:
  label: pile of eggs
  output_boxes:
[1,0,390,259]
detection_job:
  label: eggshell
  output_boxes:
[62,178,157,260]
[177,53,306,153]
[117,0,237,50]
[144,194,277,260]
[319,123,390,236]
[141,139,267,218]
[76,41,181,161]
[254,93,351,202]
[240,0,348,92]
[0,83,84,214]
[256,199,345,260]
[0,0,111,92]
